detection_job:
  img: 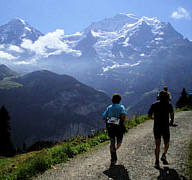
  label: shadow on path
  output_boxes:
[157,167,187,180]
[103,164,130,180]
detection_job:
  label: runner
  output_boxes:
[103,93,127,166]
[163,86,172,101]
[157,86,172,101]
[148,91,174,168]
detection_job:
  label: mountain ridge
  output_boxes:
[0,64,19,80]
[0,65,111,147]
[0,14,192,116]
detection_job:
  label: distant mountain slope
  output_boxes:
[0,64,19,80]
[0,14,192,116]
[0,69,110,147]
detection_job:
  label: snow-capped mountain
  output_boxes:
[0,14,188,68]
[79,14,186,62]
[85,13,139,33]
[0,18,43,45]
[0,18,81,68]
[0,14,192,115]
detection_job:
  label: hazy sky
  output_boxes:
[0,0,192,39]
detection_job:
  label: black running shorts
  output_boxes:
[110,135,123,148]
[153,127,170,140]
[106,123,123,147]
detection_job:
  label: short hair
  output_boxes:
[112,93,122,104]
[159,91,169,101]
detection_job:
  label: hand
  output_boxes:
[148,115,154,120]
[103,117,107,121]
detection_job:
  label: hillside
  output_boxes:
[0,67,111,147]
[0,64,18,80]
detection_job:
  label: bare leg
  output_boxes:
[155,139,161,161]
[116,143,121,150]
[161,137,169,165]
[163,137,169,154]
[110,138,117,165]
[116,136,123,150]
[110,145,114,152]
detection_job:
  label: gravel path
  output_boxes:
[35,111,192,180]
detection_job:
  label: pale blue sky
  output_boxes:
[0,0,192,39]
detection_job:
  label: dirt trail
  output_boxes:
[35,111,192,180]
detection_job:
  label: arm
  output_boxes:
[120,105,127,122]
[148,114,154,120]
[103,107,109,121]
[103,117,107,121]
[121,113,126,121]
[170,112,174,125]
[169,104,174,125]
[148,104,154,120]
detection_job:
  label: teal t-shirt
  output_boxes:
[103,104,127,119]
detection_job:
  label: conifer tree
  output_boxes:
[0,106,15,156]
[176,88,189,108]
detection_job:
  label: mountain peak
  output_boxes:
[0,64,8,68]
[9,18,27,25]
[0,18,43,45]
[116,13,139,20]
[85,13,139,33]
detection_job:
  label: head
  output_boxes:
[164,86,168,92]
[112,93,122,104]
[159,91,169,102]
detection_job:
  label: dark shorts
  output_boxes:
[106,123,124,147]
[110,135,123,147]
[153,127,170,140]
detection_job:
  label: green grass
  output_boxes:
[175,106,192,112]
[0,80,23,90]
[0,114,149,179]
[0,134,109,179]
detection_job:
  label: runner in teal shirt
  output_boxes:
[103,104,127,120]
[103,94,127,166]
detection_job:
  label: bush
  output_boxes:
[63,143,78,158]
[76,143,90,153]
[50,146,68,164]
[9,152,51,179]
[89,138,99,147]
[29,153,51,173]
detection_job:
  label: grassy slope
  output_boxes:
[0,80,23,90]
[0,114,148,179]
[0,75,23,90]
